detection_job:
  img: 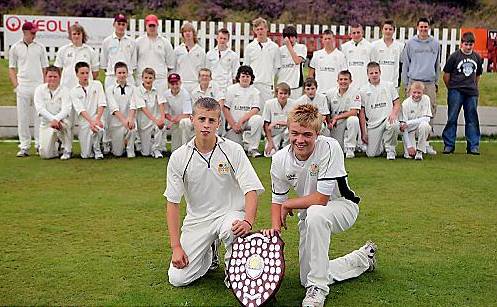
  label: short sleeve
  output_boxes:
[316,139,347,196]
[263,101,272,123]
[233,145,265,196]
[443,53,456,73]
[400,99,409,122]
[270,155,290,204]
[389,83,399,101]
[131,90,145,110]
[296,44,307,59]
[164,152,185,203]
[309,51,318,69]
[317,95,330,115]
[54,47,64,68]
[350,91,362,110]
[8,45,18,68]
[224,87,234,109]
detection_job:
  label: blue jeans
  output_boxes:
[442,89,480,150]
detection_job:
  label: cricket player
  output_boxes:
[400,82,432,160]
[371,20,404,88]
[106,62,137,158]
[165,97,264,287]
[308,30,347,94]
[341,24,373,89]
[8,21,49,157]
[70,62,106,159]
[244,17,281,106]
[174,22,206,93]
[359,62,400,160]
[295,78,330,136]
[325,70,361,158]
[264,103,376,307]
[190,68,218,103]
[34,66,72,160]
[277,25,307,99]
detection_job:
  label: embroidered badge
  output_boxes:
[218,161,230,175]
[309,163,319,176]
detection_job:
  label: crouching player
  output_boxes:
[400,81,432,160]
[264,104,377,307]
[34,65,72,160]
[165,97,264,286]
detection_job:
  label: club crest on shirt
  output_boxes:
[309,163,319,176]
[217,161,230,175]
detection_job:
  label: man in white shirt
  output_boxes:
[264,103,376,307]
[243,17,281,107]
[34,66,72,160]
[8,22,49,157]
[341,24,373,89]
[165,97,264,287]
[371,20,404,88]
[359,62,400,160]
[309,30,347,94]
[174,22,206,93]
[278,26,307,99]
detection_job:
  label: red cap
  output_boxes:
[22,22,39,33]
[145,14,159,26]
[114,14,127,23]
[168,73,181,83]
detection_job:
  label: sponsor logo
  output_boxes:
[286,173,297,181]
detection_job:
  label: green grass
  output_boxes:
[2,59,497,106]
[1,141,497,306]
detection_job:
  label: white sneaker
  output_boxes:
[386,151,396,160]
[135,142,142,152]
[360,240,378,272]
[403,153,413,159]
[60,151,71,160]
[415,150,423,160]
[94,151,104,160]
[127,148,136,158]
[345,148,355,159]
[426,145,437,155]
[152,150,163,159]
[302,286,327,307]
[248,150,262,158]
[209,239,220,271]
[103,142,111,155]
[16,148,29,157]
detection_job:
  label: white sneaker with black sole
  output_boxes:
[152,150,163,159]
[426,145,437,155]
[415,150,423,160]
[209,239,220,271]
[60,151,71,160]
[360,240,377,272]
[302,286,327,307]
[16,149,29,157]
[386,151,396,160]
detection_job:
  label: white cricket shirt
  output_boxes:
[106,83,136,128]
[262,98,296,135]
[206,46,240,90]
[224,83,261,122]
[9,40,49,88]
[278,43,307,89]
[70,80,107,126]
[243,38,281,86]
[294,94,330,116]
[174,43,206,85]
[371,39,404,87]
[341,39,373,89]
[136,34,175,79]
[359,81,399,129]
[309,48,347,93]
[100,33,137,75]
[132,84,163,130]
[54,43,99,90]
[400,95,432,122]
[34,84,71,127]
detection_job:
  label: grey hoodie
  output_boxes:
[401,35,440,85]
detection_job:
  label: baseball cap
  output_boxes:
[145,14,159,26]
[22,22,39,33]
[114,14,127,23]
[168,73,181,83]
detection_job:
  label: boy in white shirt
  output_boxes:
[71,62,106,159]
[278,26,307,99]
[371,20,404,88]
[190,68,218,103]
[341,24,373,89]
[326,70,361,158]
[295,78,330,136]
[263,82,295,157]
[359,62,400,160]
[400,82,432,160]
[106,62,137,158]
[34,66,72,160]
[165,97,264,287]
[174,22,206,93]
[264,103,376,307]
[223,66,264,157]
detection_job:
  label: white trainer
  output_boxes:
[345,148,355,159]
[94,151,104,160]
[16,148,29,157]
[248,150,262,158]
[127,148,136,158]
[103,142,111,155]
[152,150,163,159]
[360,240,378,272]
[415,150,423,160]
[302,286,327,307]
[426,145,437,155]
[60,151,71,160]
[386,151,396,160]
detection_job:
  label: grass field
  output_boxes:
[1,141,496,306]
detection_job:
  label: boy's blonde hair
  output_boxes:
[275,82,291,96]
[252,17,268,29]
[181,22,198,44]
[410,81,425,92]
[287,104,323,133]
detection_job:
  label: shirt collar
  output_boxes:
[186,135,225,149]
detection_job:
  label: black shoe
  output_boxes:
[443,146,454,154]
[467,148,480,155]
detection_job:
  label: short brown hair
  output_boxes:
[217,28,230,36]
[275,82,291,96]
[46,65,61,76]
[287,104,323,133]
[142,67,156,78]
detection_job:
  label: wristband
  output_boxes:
[243,219,253,230]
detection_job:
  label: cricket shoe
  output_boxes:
[345,148,355,159]
[94,150,104,160]
[103,142,111,155]
[415,150,423,160]
[302,286,327,307]
[16,148,29,157]
[386,151,396,160]
[60,151,71,160]
[209,239,220,271]
[426,145,437,155]
[152,150,163,159]
[360,240,377,272]
[126,147,136,158]
[248,150,262,158]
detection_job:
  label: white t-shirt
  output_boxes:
[359,81,399,129]
[9,40,49,88]
[164,136,264,225]
[341,39,373,89]
[400,94,432,122]
[174,43,206,84]
[100,33,137,75]
[262,98,296,135]
[371,39,404,87]
[190,84,220,103]
[325,87,362,119]
[309,48,347,93]
[294,94,330,116]
[163,88,193,116]
[136,34,175,79]
[106,83,136,128]
[278,43,307,89]
[243,38,281,86]
[55,43,99,90]
[34,84,72,127]
[270,135,360,206]
[132,84,163,130]
[224,83,261,122]
[71,80,107,126]
[205,46,240,91]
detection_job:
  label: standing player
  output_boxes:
[8,22,49,157]
[165,97,264,287]
[243,17,281,106]
[371,20,404,88]
[277,25,307,99]
[359,62,400,160]
[308,30,347,94]
[265,103,376,307]
[174,22,206,93]
[34,66,72,160]
[341,24,373,89]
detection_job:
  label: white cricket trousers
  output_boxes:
[366,120,400,157]
[402,120,431,154]
[298,199,370,295]
[78,125,103,158]
[109,126,137,156]
[224,115,264,152]
[254,83,273,113]
[170,118,194,152]
[264,129,289,157]
[16,86,40,150]
[38,123,72,159]
[138,125,164,156]
[290,87,303,100]
[329,116,360,152]
[168,210,245,287]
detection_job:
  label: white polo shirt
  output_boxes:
[190,84,220,103]
[400,95,432,122]
[100,33,137,75]
[34,84,72,127]
[294,94,330,116]
[106,83,136,128]
[278,43,307,89]
[206,46,240,90]
[263,98,296,135]
[309,48,347,93]
[174,43,206,85]
[224,83,261,122]
[164,136,264,226]
[243,38,281,86]
[132,84,163,130]
[55,43,99,90]
[270,135,360,205]
[70,80,107,126]
[371,39,404,87]
[326,87,362,118]
[341,39,373,89]
[163,88,193,116]
[359,81,399,129]
[9,40,49,88]
[136,34,175,79]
